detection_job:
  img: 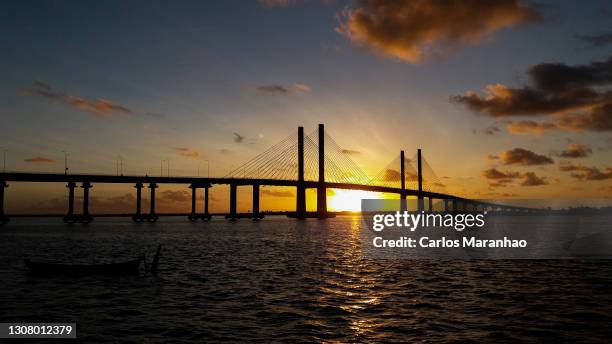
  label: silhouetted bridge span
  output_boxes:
[0,124,539,224]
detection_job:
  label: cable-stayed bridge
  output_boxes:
[0,124,535,224]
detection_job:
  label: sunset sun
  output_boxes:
[328,189,379,212]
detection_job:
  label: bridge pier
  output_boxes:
[417,149,424,212]
[63,181,77,223]
[132,182,144,222]
[203,184,211,220]
[227,183,237,220]
[400,151,407,212]
[0,182,8,224]
[428,197,433,212]
[81,182,93,223]
[252,183,263,220]
[189,184,197,221]
[148,183,159,222]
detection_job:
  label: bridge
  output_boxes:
[0,124,537,224]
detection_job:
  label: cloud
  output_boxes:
[558,162,612,181]
[24,156,56,163]
[556,143,592,158]
[249,83,311,95]
[506,120,557,135]
[25,80,133,117]
[173,147,200,158]
[487,154,500,160]
[233,133,245,143]
[482,168,548,187]
[578,32,612,48]
[482,168,521,180]
[160,190,191,203]
[337,0,539,63]
[498,148,553,165]
[520,172,547,186]
[261,189,294,197]
[482,168,521,187]
[451,57,612,132]
[341,149,361,154]
[475,125,501,135]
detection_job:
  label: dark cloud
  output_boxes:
[482,168,521,187]
[476,125,501,135]
[233,133,245,143]
[520,172,547,186]
[25,80,133,117]
[341,149,361,155]
[261,189,294,197]
[337,0,539,63]
[451,57,612,132]
[482,168,521,180]
[499,148,553,166]
[558,162,612,181]
[24,156,56,163]
[482,168,548,187]
[556,143,592,158]
[578,32,612,47]
[249,83,310,95]
[506,120,557,135]
[173,147,200,158]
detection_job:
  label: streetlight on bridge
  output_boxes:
[61,150,69,175]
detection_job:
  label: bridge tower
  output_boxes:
[417,148,424,212]
[296,126,306,218]
[400,150,407,211]
[316,123,328,218]
[0,182,8,224]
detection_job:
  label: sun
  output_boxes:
[328,189,380,212]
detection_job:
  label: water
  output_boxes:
[0,217,611,343]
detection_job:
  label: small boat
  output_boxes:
[24,257,144,276]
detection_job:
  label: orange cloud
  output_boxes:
[24,156,56,163]
[337,0,539,63]
[25,81,133,117]
[506,120,557,135]
[556,143,592,158]
[173,147,200,158]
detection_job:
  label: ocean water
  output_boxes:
[0,216,611,343]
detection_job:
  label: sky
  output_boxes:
[1,0,611,213]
